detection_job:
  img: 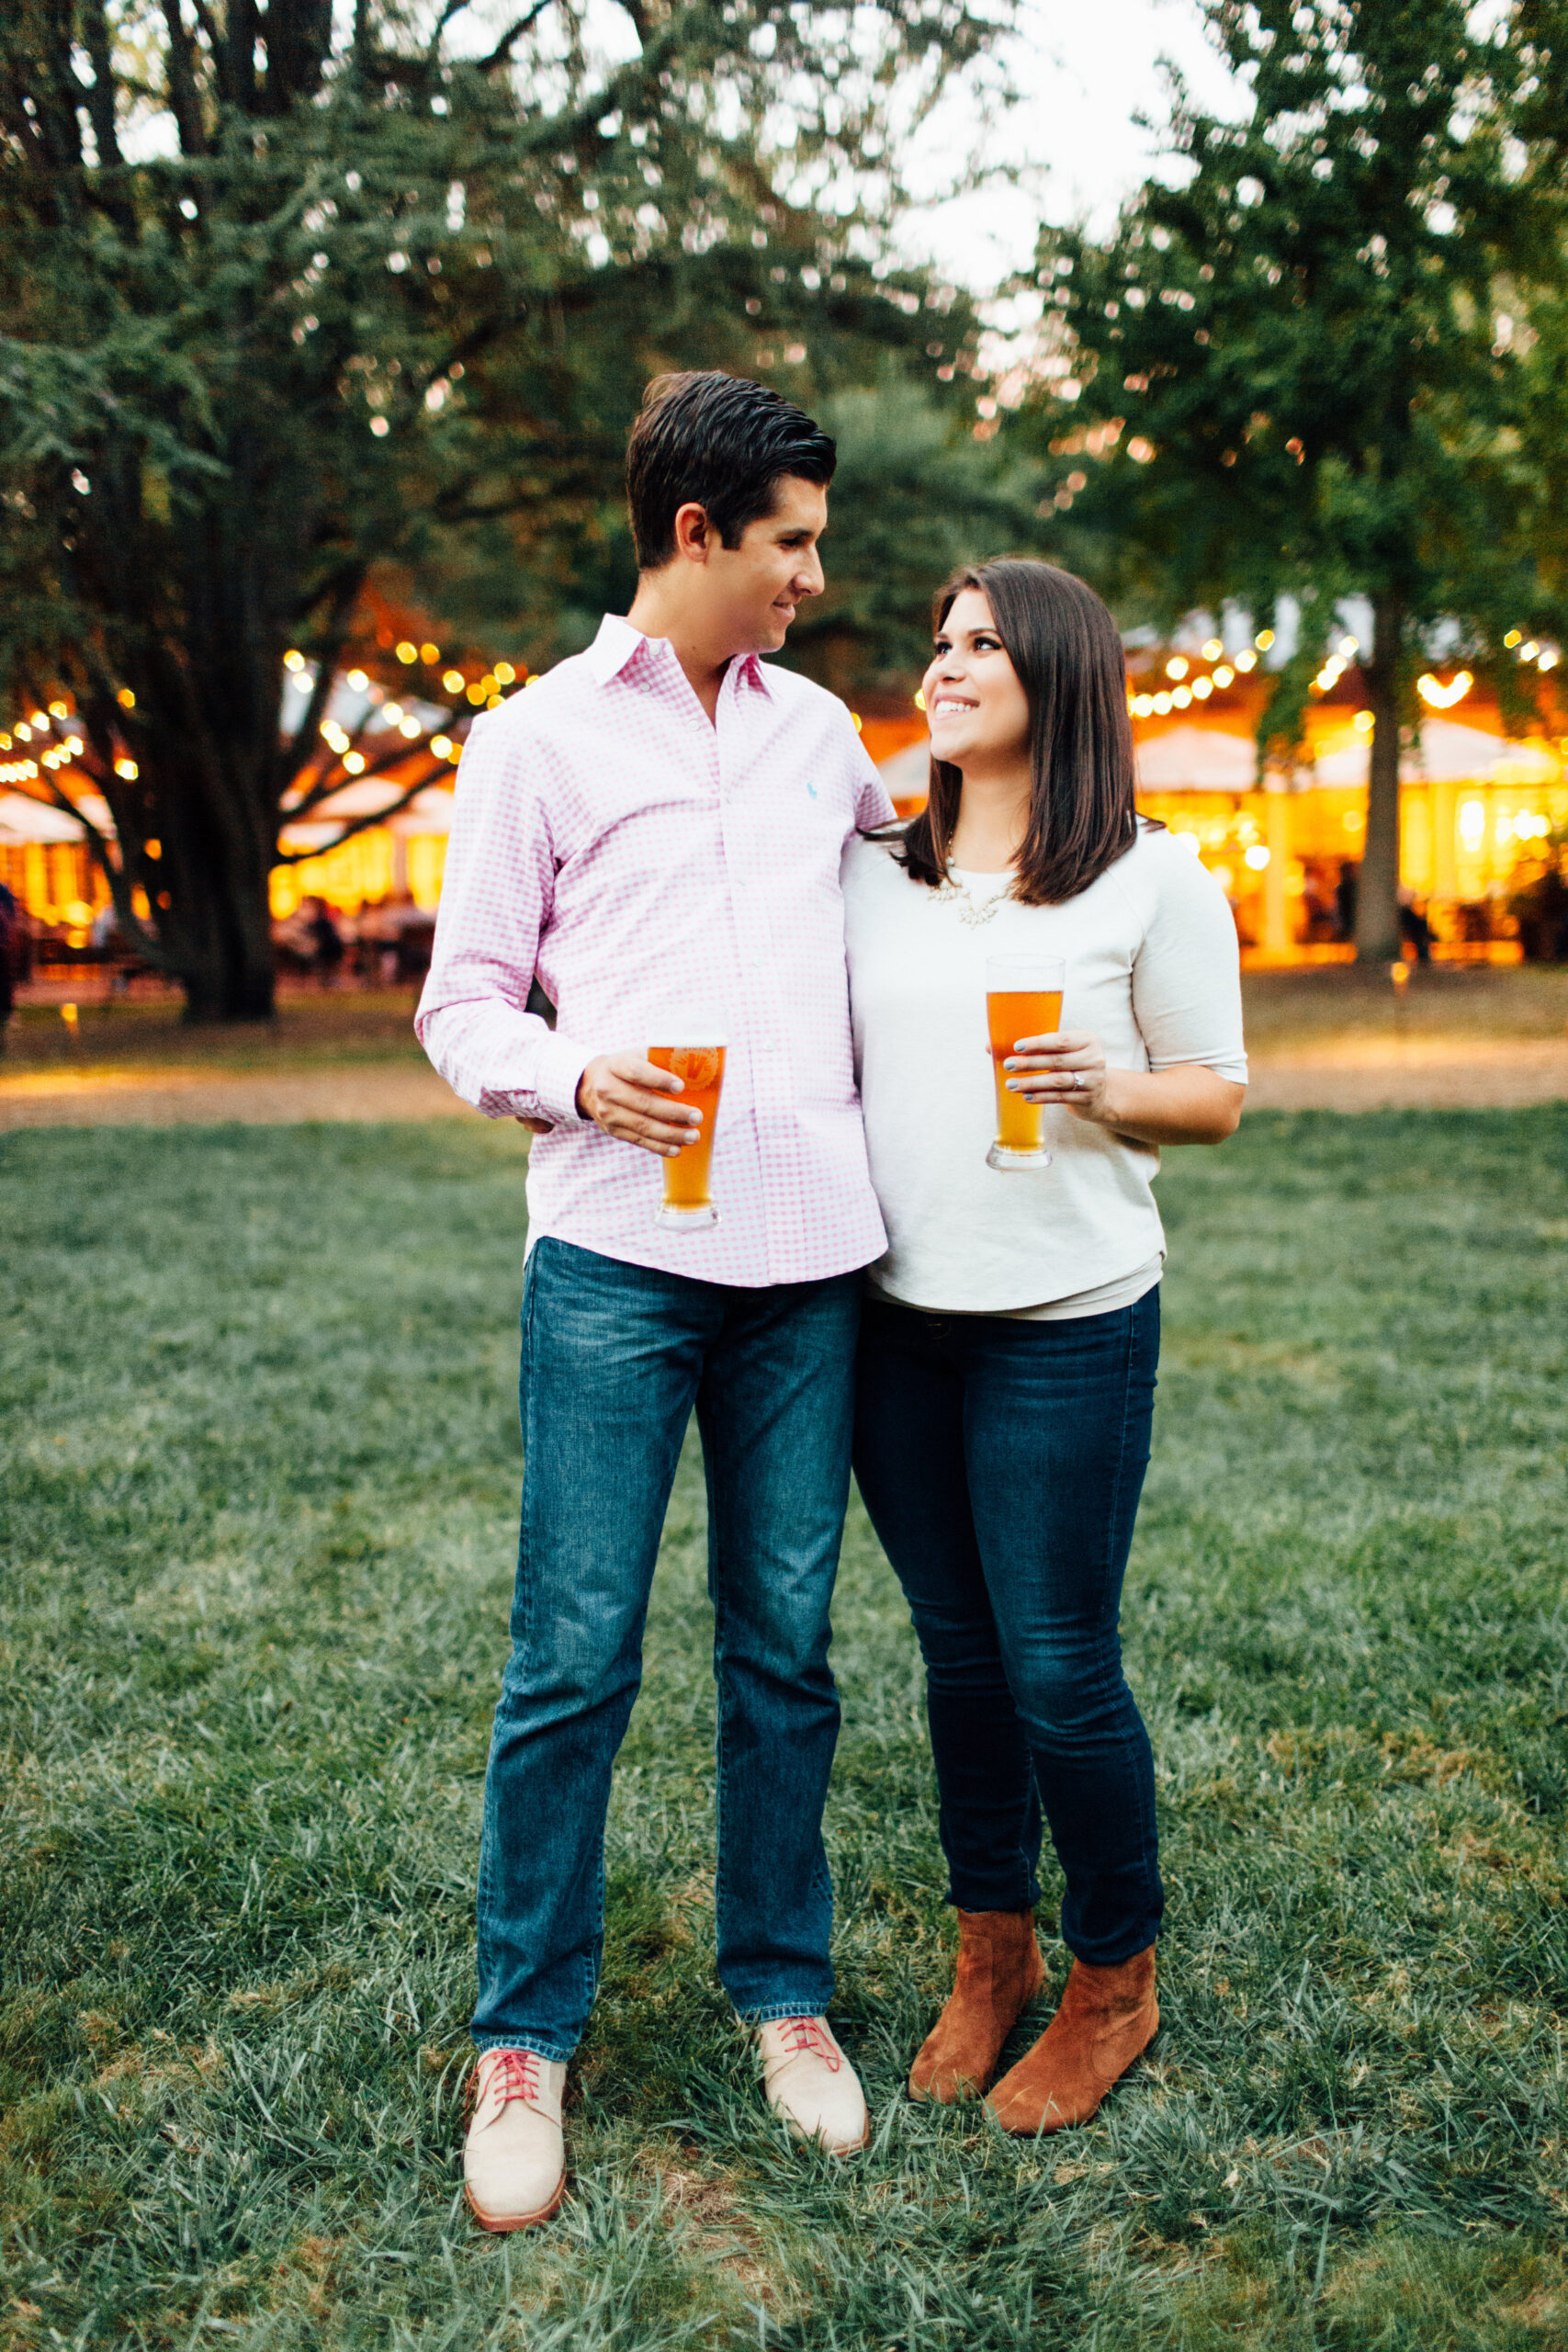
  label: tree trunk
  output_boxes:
[1355,593,1404,967]
[175,856,278,1023]
[130,735,281,1023]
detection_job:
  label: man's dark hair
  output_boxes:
[626,371,836,571]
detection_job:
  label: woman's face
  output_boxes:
[922,588,1032,774]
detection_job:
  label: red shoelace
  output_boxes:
[775,2017,840,2071]
[469,2048,542,2115]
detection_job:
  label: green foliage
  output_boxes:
[790,377,1046,689]
[1022,0,1568,961]
[3,1105,1565,2344]
[0,0,994,1015]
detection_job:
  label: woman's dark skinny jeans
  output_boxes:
[853,1288,1164,1966]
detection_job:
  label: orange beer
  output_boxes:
[648,1038,727,1227]
[985,956,1065,1170]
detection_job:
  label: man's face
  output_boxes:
[694,475,828,653]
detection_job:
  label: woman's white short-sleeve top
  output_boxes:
[842,820,1247,1315]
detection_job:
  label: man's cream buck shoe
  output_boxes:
[758,2016,870,2154]
[463,2048,567,2230]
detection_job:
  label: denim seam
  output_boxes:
[472,2032,577,2063]
[709,1477,731,1984]
[737,1999,839,2027]
[1104,1291,1160,1949]
[954,1321,1045,1917]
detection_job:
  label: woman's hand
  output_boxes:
[1004,1028,1110,1120]
[1004,1032,1246,1146]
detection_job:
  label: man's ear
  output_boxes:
[671,501,714,564]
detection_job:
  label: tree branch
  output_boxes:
[273,760,451,861]
[6,779,174,967]
[159,0,208,156]
[477,0,556,73]
[275,565,367,800]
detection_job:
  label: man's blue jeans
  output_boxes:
[472,1238,863,2059]
[852,1288,1164,1966]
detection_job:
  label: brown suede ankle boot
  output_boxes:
[908,1908,1048,2104]
[985,1945,1157,2135]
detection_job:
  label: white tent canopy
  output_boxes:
[1133,726,1259,792]
[0,791,88,845]
[1312,718,1557,789]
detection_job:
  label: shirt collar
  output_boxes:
[589,614,775,701]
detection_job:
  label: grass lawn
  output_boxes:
[6,961,1567,1084]
[3,1110,1566,2349]
[2,992,430,1080]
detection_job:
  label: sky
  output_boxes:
[897,0,1249,289]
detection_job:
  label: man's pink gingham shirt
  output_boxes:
[416,615,895,1287]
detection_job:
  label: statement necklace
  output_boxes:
[939,863,1006,928]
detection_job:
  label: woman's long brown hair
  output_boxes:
[894,560,1152,903]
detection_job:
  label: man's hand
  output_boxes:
[575,1051,703,1156]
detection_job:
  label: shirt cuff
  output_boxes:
[528,1031,592,1125]
[477,1030,590,1125]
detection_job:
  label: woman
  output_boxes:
[843,560,1246,2135]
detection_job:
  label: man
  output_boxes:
[417,371,895,2231]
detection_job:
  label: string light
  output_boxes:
[3,633,526,854]
[1417,671,1472,708]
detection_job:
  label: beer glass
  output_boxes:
[986,955,1065,1170]
[648,1035,727,1228]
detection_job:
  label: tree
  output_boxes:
[0,0,994,1019]
[783,376,1047,692]
[1021,0,1568,963]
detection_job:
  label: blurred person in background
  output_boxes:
[1335,858,1359,943]
[1398,887,1433,966]
[307,896,346,985]
[0,877,18,1046]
